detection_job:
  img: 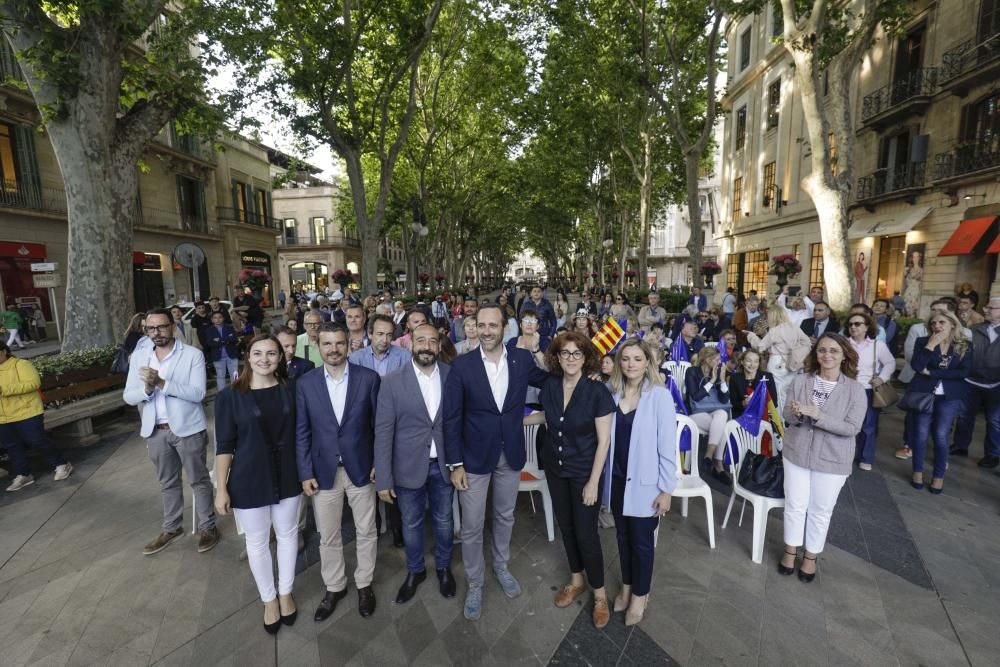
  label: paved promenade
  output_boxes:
[1,405,998,666]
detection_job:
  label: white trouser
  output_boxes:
[234,495,302,602]
[6,328,22,348]
[782,458,847,554]
[767,356,793,417]
[690,410,729,459]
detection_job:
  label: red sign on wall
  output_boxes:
[0,242,47,259]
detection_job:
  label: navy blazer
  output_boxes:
[295,363,381,489]
[443,347,549,474]
[908,337,973,402]
[203,325,240,362]
[287,356,315,381]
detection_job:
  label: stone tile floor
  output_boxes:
[1,406,999,666]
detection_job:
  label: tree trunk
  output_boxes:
[684,151,704,288]
[636,131,653,294]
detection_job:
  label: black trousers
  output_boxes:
[611,478,658,596]
[545,473,604,588]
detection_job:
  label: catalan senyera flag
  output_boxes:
[592,318,626,355]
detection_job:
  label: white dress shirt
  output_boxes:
[481,345,509,413]
[146,341,179,425]
[413,362,441,458]
[324,364,349,424]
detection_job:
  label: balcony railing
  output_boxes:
[0,180,67,213]
[855,161,927,201]
[137,205,210,234]
[861,68,937,121]
[216,206,281,230]
[941,31,1000,82]
[278,235,361,248]
[934,136,1000,180]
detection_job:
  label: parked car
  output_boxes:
[175,301,232,325]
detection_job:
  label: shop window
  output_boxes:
[809,243,824,290]
[876,235,907,299]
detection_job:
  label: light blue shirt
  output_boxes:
[349,344,412,377]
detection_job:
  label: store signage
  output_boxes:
[33,273,62,288]
[0,242,46,259]
[31,262,58,272]
[241,250,271,266]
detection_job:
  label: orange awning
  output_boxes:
[939,217,998,256]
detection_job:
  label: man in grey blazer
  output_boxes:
[374,323,456,604]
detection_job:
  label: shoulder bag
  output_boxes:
[870,342,898,409]
[737,451,784,498]
[898,389,934,414]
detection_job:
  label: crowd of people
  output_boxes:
[2,279,998,641]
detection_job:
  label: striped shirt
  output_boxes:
[812,377,837,407]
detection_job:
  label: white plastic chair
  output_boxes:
[663,361,691,398]
[671,414,716,548]
[517,422,555,542]
[720,419,780,563]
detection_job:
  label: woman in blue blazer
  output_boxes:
[906,310,973,494]
[602,338,677,627]
[214,334,301,635]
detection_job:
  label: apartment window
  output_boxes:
[771,2,783,39]
[0,124,16,190]
[176,176,206,232]
[256,189,271,225]
[231,180,250,223]
[766,80,781,130]
[728,250,771,297]
[793,244,800,260]
[959,92,1000,144]
[311,216,327,244]
[982,0,1000,42]
[762,162,776,207]
[732,176,743,221]
[735,106,747,150]
[739,27,752,70]
[283,218,297,244]
[0,122,40,199]
[809,243,825,290]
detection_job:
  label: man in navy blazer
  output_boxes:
[296,323,381,621]
[374,324,455,604]
[277,327,315,381]
[443,305,548,620]
[203,311,240,390]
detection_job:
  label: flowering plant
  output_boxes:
[769,254,802,277]
[238,268,271,292]
[612,270,621,279]
[700,260,722,275]
[418,271,430,282]
[435,272,446,283]
[332,269,353,284]
[624,269,637,278]
[465,274,474,281]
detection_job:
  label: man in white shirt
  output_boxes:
[374,324,456,604]
[123,308,218,556]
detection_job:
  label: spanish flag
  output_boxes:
[592,318,626,355]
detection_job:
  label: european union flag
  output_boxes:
[724,378,768,465]
[668,377,691,453]
[717,339,729,363]
[670,336,689,363]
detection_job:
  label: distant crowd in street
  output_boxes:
[2,277,998,643]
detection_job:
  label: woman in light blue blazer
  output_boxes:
[602,338,677,627]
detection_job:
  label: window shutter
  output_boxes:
[910,134,929,163]
[197,181,207,225]
[231,178,241,220]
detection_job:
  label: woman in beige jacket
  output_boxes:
[778,333,867,582]
[744,305,811,416]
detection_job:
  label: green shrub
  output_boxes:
[658,289,691,314]
[32,344,118,378]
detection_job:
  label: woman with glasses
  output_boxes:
[728,349,777,418]
[779,334,867,582]
[610,294,634,321]
[906,310,972,494]
[508,308,552,356]
[532,332,615,628]
[603,338,676,626]
[845,313,895,471]
[214,335,301,634]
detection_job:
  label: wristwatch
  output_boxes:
[447,463,463,472]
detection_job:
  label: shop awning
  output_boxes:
[848,205,932,240]
[981,218,1000,253]
[939,217,998,256]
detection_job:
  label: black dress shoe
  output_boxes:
[798,556,817,583]
[358,585,377,617]
[314,589,348,622]
[978,455,999,469]
[395,570,427,604]
[949,446,969,457]
[392,527,405,548]
[437,567,457,598]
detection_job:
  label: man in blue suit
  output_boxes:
[203,311,239,391]
[349,314,411,375]
[444,305,548,620]
[688,286,708,312]
[296,323,381,621]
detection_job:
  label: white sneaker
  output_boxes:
[858,463,872,471]
[6,474,35,492]
[53,463,73,481]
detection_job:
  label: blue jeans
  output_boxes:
[911,397,965,479]
[0,414,67,477]
[213,357,239,391]
[952,384,1000,457]
[854,389,881,465]
[394,462,455,574]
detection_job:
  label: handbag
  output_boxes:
[870,343,898,409]
[110,345,131,375]
[898,389,934,414]
[737,451,784,498]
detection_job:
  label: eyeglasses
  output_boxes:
[848,321,866,327]
[615,298,623,302]
[521,317,538,324]
[144,325,172,333]
[558,350,584,360]
[304,321,322,327]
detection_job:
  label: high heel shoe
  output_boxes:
[613,585,631,613]
[777,548,797,576]
[625,594,647,626]
[798,555,817,583]
[911,474,924,490]
[279,594,298,626]
[929,479,944,495]
[264,601,281,635]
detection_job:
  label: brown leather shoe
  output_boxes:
[554,583,585,608]
[592,597,610,629]
[197,527,220,553]
[143,529,184,556]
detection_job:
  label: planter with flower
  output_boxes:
[332,269,353,289]
[700,260,722,287]
[238,269,272,298]
[769,254,802,293]
[434,272,446,288]
[418,271,430,288]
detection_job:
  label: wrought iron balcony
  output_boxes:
[861,68,937,127]
[216,206,281,230]
[0,180,67,214]
[277,235,361,248]
[940,31,1000,92]
[933,137,1000,181]
[855,162,927,203]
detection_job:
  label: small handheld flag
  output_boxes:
[591,318,625,355]
[668,377,691,453]
[670,336,689,363]
[725,378,768,465]
[717,339,729,363]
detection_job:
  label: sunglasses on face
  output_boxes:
[521,317,538,324]
[848,321,866,327]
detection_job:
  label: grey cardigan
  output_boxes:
[781,373,868,475]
